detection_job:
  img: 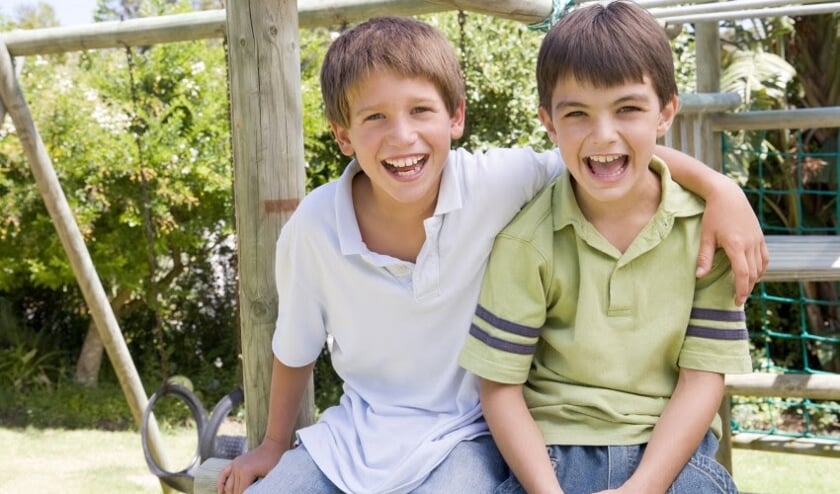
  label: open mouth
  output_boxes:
[383,154,427,177]
[585,154,628,179]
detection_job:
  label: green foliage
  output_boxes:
[426,12,550,151]
[299,27,347,190]
[671,27,697,94]
[0,379,134,429]
[0,297,63,393]
[0,0,237,386]
[0,343,60,393]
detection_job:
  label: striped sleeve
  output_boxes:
[459,233,551,384]
[460,303,543,384]
[679,250,753,374]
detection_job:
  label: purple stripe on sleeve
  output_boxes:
[690,307,746,322]
[475,305,541,338]
[469,324,536,355]
[686,325,749,340]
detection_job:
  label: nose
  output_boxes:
[591,116,618,144]
[387,115,418,145]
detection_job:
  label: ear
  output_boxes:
[656,95,679,137]
[537,106,559,144]
[450,98,466,140]
[330,120,355,157]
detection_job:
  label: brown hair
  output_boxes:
[320,16,465,128]
[536,1,677,111]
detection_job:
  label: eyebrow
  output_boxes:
[554,91,650,112]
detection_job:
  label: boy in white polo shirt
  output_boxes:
[460,2,752,493]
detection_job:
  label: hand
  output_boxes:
[217,443,284,494]
[591,483,654,494]
[697,179,768,305]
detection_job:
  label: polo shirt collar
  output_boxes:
[552,155,705,239]
[335,155,463,256]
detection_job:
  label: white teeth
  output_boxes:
[588,154,622,163]
[385,156,423,168]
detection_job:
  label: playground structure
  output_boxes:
[1,1,840,492]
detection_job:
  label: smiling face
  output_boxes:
[538,76,677,212]
[330,69,465,212]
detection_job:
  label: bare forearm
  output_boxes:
[480,379,563,494]
[655,145,767,303]
[262,357,315,452]
[623,370,724,494]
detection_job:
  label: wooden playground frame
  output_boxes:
[2,1,839,492]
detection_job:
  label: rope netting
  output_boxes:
[723,128,840,441]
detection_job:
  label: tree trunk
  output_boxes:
[73,288,133,387]
[74,320,104,386]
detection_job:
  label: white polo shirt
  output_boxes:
[272,146,564,494]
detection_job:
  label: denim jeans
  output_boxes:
[246,434,507,494]
[495,430,738,494]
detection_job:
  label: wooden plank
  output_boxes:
[763,235,840,282]
[0,1,553,57]
[194,458,229,494]
[725,373,840,400]
[713,106,840,132]
[731,432,840,458]
[678,92,741,114]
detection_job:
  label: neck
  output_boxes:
[576,170,661,253]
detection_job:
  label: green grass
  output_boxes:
[0,427,200,494]
[0,426,837,493]
[733,449,840,494]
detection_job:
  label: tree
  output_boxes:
[0,0,236,387]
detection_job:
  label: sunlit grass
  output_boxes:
[0,427,200,494]
[0,427,837,493]
[733,449,839,494]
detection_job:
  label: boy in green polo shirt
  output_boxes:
[459,2,752,493]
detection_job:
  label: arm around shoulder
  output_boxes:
[655,145,768,304]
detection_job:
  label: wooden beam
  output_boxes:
[726,373,840,401]
[193,457,228,494]
[0,0,553,57]
[713,106,840,132]
[732,432,840,458]
[763,235,840,283]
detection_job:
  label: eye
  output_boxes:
[363,112,385,122]
[562,110,586,119]
[618,105,643,114]
[411,105,433,115]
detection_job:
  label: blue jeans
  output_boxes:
[496,430,738,494]
[246,434,507,493]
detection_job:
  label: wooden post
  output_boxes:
[225,0,313,449]
[0,42,176,494]
[693,21,723,171]
[718,393,733,474]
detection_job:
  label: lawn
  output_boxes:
[0,426,838,493]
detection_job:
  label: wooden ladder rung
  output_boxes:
[764,235,840,282]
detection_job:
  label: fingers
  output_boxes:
[737,237,768,305]
[695,230,715,278]
[758,237,770,278]
[217,465,231,494]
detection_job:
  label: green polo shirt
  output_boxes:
[459,157,752,446]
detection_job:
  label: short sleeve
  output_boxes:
[459,216,553,384]
[271,217,328,367]
[679,249,752,374]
